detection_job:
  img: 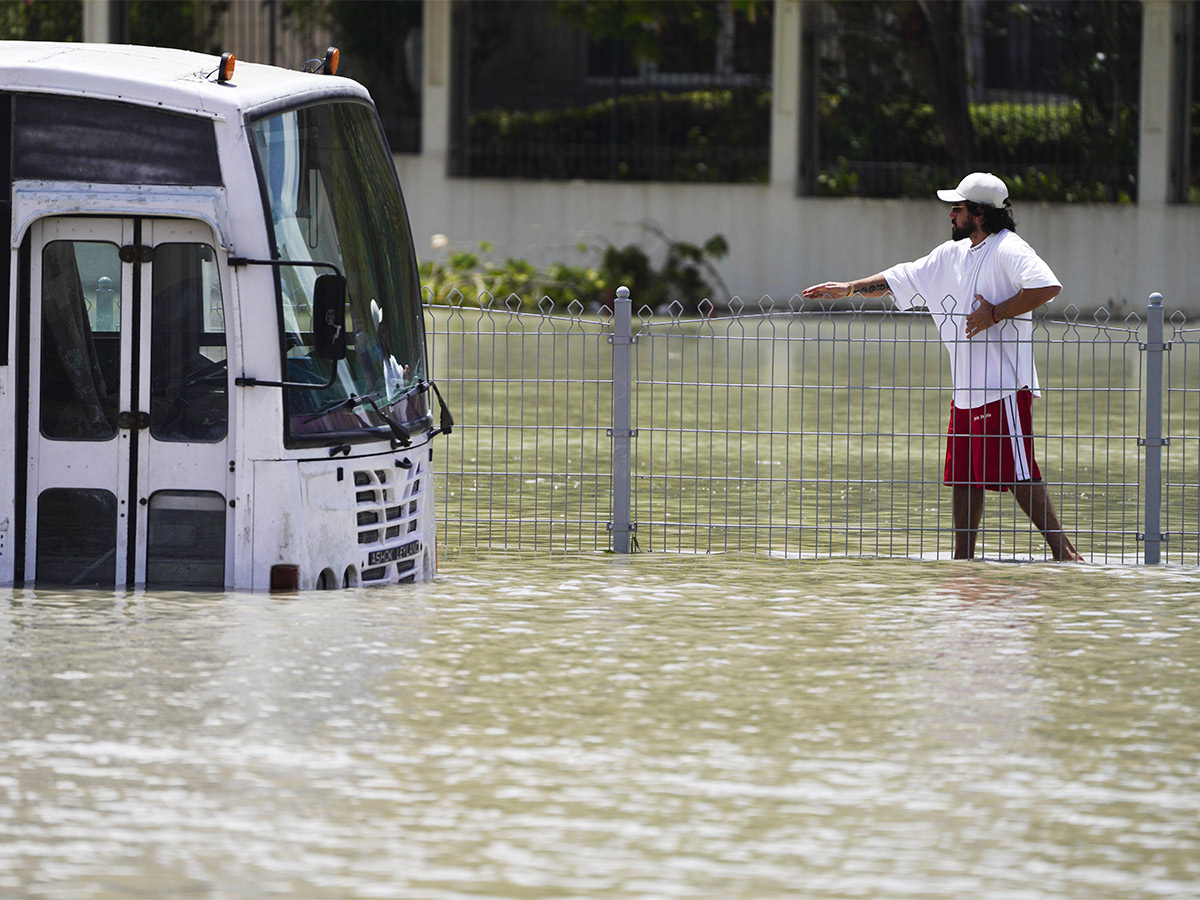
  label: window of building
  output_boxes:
[803,0,1142,202]
[450,0,772,183]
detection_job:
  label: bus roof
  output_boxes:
[0,40,371,119]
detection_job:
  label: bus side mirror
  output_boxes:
[313,273,347,361]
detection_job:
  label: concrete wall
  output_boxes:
[398,160,1200,318]
[400,0,1199,316]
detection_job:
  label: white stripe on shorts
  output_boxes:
[1003,393,1032,481]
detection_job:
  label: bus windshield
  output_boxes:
[249,100,427,441]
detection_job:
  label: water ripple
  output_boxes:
[1,556,1198,898]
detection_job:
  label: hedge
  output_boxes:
[462,89,1136,202]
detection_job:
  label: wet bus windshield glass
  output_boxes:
[249,101,426,441]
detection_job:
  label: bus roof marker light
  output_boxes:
[323,47,340,76]
[213,51,236,84]
[302,47,340,75]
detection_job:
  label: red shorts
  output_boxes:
[944,390,1042,492]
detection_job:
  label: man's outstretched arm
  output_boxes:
[802,274,891,300]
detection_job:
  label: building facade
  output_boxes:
[77,0,1200,313]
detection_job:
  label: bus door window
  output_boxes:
[149,243,228,442]
[39,241,122,441]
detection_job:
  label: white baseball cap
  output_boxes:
[936,172,1009,207]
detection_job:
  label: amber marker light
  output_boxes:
[323,46,340,75]
[217,51,236,84]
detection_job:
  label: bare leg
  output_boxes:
[1012,480,1084,562]
[952,485,984,559]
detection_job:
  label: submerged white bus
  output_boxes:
[0,42,448,591]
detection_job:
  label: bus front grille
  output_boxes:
[354,455,427,584]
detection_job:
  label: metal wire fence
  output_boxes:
[426,292,1198,565]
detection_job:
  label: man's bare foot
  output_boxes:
[1054,542,1085,563]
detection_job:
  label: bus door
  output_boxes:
[24,217,233,589]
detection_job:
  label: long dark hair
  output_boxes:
[966,200,1017,234]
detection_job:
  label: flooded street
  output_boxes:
[2,555,1199,899]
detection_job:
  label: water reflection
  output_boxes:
[1,557,1198,899]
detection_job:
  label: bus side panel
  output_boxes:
[0,242,22,587]
[250,459,305,591]
[1,94,11,584]
[0,337,10,584]
[301,464,364,589]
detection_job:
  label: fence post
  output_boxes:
[1143,292,1165,564]
[610,285,634,553]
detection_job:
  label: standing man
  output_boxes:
[803,172,1083,562]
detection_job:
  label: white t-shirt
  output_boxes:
[881,229,1060,409]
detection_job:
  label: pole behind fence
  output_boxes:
[610,285,634,553]
[1143,293,1165,564]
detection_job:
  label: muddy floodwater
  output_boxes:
[2,555,1199,899]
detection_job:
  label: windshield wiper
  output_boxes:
[364,395,411,447]
[302,391,380,424]
[303,389,412,447]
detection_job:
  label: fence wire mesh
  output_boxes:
[429,297,615,553]
[426,294,1197,565]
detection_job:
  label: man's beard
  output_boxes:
[951,221,974,241]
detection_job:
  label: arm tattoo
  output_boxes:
[856,279,889,295]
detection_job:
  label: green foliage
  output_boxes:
[812,0,1142,203]
[816,157,860,197]
[600,226,728,310]
[422,226,729,312]
[815,95,1137,203]
[468,89,769,183]
[0,0,227,52]
[552,0,769,69]
[128,1,229,54]
[280,1,422,151]
[0,0,80,41]
[421,240,606,310]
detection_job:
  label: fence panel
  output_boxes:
[426,294,1190,565]
[630,301,949,557]
[1037,309,1146,563]
[427,295,615,553]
